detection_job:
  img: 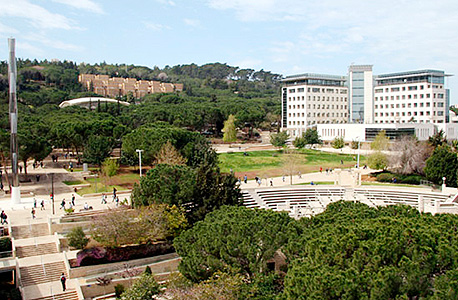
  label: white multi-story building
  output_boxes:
[281,73,348,137]
[281,67,452,138]
[374,70,450,124]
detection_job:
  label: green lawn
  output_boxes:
[218,149,365,176]
[63,180,84,186]
[297,181,335,185]
[361,182,429,188]
[75,173,140,195]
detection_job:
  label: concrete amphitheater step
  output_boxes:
[12,223,50,239]
[29,291,78,300]
[16,242,58,258]
[20,261,67,287]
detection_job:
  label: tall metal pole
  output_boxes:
[136,149,143,177]
[8,38,20,204]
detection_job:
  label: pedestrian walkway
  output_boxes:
[239,167,374,190]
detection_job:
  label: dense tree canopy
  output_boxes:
[174,206,295,283]
[284,201,458,299]
[424,145,458,187]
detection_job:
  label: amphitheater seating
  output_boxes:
[242,186,456,218]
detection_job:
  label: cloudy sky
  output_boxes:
[1,0,458,102]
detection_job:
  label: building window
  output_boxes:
[438,111,444,116]
[297,88,304,92]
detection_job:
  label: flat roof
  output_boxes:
[282,73,346,82]
[376,69,452,80]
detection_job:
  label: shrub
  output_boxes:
[66,227,89,250]
[376,173,393,182]
[114,284,125,298]
[0,237,12,252]
[331,137,344,149]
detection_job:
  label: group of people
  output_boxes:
[101,188,120,206]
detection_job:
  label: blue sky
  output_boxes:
[1,0,458,103]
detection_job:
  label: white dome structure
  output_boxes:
[59,97,130,109]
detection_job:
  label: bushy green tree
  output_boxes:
[83,135,113,167]
[121,273,160,300]
[222,114,237,142]
[371,130,390,151]
[270,131,289,148]
[367,151,388,170]
[331,136,344,149]
[284,201,458,299]
[424,145,458,187]
[131,164,242,224]
[174,206,295,282]
[66,227,89,249]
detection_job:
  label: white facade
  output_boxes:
[317,123,437,142]
[281,73,348,137]
[374,70,449,124]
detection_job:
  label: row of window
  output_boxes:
[375,93,444,100]
[288,104,348,110]
[288,120,347,126]
[374,120,444,124]
[288,87,347,94]
[374,84,442,93]
[375,111,444,117]
[375,102,444,109]
[288,96,347,102]
[288,112,348,118]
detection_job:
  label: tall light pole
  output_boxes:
[8,38,20,204]
[356,136,361,169]
[136,149,144,177]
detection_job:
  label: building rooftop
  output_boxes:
[376,69,452,80]
[282,73,346,82]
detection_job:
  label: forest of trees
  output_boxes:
[0,59,282,187]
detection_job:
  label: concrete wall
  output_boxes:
[70,253,179,278]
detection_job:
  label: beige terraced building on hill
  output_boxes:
[78,74,184,98]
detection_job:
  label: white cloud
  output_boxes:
[143,21,171,31]
[184,18,201,27]
[0,0,76,30]
[52,0,105,14]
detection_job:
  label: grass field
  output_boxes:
[73,173,141,195]
[218,149,366,178]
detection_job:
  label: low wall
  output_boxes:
[81,272,176,299]
[70,252,179,278]
[51,221,92,235]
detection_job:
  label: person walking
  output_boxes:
[71,194,75,207]
[40,200,45,210]
[112,187,117,202]
[60,273,66,291]
[101,193,107,204]
[31,207,36,219]
[0,211,7,225]
[60,199,66,210]
[33,198,37,208]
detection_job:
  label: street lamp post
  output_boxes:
[136,149,144,177]
[356,137,361,169]
[51,173,55,215]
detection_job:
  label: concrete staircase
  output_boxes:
[30,291,79,300]
[16,242,58,258]
[12,223,49,239]
[20,261,67,287]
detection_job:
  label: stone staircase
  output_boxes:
[16,242,58,258]
[12,223,50,239]
[20,261,67,287]
[29,291,79,300]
